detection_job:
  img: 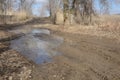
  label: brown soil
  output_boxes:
[0,18,120,80]
[0,30,33,80]
[31,30,120,80]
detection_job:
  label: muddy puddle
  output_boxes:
[10,29,63,64]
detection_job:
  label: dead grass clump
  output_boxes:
[96,15,120,33]
[14,11,29,21]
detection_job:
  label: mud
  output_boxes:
[10,29,63,64]
[0,18,120,80]
[31,30,120,80]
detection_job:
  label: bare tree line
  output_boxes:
[49,0,120,25]
[0,0,119,24]
[0,0,34,24]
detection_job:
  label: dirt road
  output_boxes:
[0,18,120,80]
[30,29,120,80]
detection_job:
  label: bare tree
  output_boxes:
[0,0,8,23]
[39,3,49,17]
[19,0,34,15]
[0,0,119,24]
[49,0,63,24]
[99,0,109,14]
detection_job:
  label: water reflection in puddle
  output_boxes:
[10,29,63,64]
[32,29,50,35]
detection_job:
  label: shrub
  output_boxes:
[14,11,29,21]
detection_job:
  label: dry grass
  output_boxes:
[96,15,120,32]
[14,11,29,21]
[45,15,120,42]
[0,11,33,24]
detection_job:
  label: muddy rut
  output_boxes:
[31,31,120,80]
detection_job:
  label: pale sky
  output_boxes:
[95,0,120,14]
[35,0,48,3]
[32,0,48,16]
[32,0,120,16]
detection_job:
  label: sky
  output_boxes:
[95,0,120,14]
[32,0,120,16]
[32,0,48,16]
[110,4,120,14]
